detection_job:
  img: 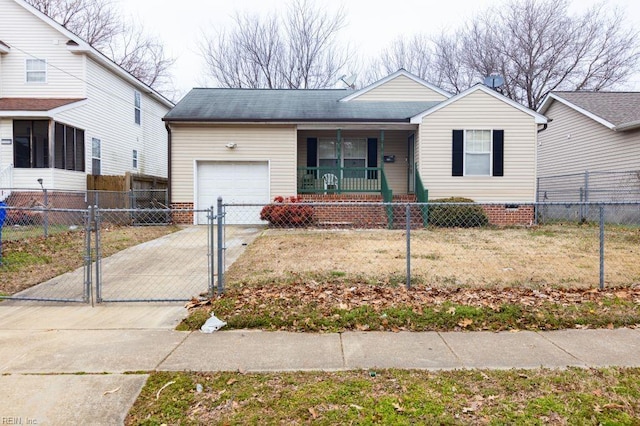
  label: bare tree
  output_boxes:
[200,0,351,89]
[371,0,640,110]
[25,0,175,93]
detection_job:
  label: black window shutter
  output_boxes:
[452,130,464,176]
[306,138,317,167]
[492,130,504,177]
[306,137,317,178]
[367,138,377,179]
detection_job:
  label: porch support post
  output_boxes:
[337,128,342,193]
[380,130,385,173]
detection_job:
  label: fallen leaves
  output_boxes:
[184,281,640,332]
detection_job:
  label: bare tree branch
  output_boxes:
[25,0,175,94]
[199,0,351,89]
[370,0,640,109]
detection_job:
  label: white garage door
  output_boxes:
[196,161,270,224]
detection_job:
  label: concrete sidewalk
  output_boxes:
[2,322,640,424]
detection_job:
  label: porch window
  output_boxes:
[318,138,367,178]
[465,130,491,176]
[13,120,49,168]
[54,122,85,172]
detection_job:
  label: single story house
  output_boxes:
[537,92,640,202]
[164,70,547,225]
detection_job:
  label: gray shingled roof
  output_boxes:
[164,88,441,122]
[552,92,640,129]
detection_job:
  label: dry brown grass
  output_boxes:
[226,225,640,289]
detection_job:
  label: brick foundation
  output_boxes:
[481,204,535,226]
[170,202,194,224]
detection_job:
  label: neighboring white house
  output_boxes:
[0,0,173,199]
[164,69,547,225]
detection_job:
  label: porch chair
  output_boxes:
[322,173,338,194]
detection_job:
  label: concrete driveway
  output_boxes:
[6,225,263,304]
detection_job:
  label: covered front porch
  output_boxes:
[296,126,427,202]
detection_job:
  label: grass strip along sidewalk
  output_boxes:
[179,280,640,332]
[127,368,640,425]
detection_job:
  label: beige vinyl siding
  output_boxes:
[170,124,297,202]
[352,75,448,102]
[0,0,84,98]
[55,58,169,178]
[419,90,537,202]
[297,129,413,194]
[538,101,640,177]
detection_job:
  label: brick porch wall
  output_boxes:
[299,194,387,227]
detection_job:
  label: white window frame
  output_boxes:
[25,58,47,83]
[134,91,141,125]
[132,149,138,169]
[464,129,492,176]
[91,138,101,176]
[317,137,367,178]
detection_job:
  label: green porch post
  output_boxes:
[337,128,342,193]
[380,130,385,174]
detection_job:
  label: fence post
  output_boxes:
[584,171,590,220]
[43,188,49,238]
[406,203,411,289]
[599,205,605,290]
[94,205,102,303]
[217,197,224,294]
[84,206,93,305]
[208,206,215,298]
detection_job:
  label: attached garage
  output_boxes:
[196,161,270,224]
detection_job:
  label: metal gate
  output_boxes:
[95,208,215,303]
[0,207,91,303]
[0,205,216,304]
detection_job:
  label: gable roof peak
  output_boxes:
[410,83,547,124]
[339,69,451,102]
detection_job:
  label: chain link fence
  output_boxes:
[0,204,215,304]
[537,170,640,203]
[217,200,640,292]
[2,199,637,304]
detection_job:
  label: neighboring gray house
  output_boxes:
[537,92,640,201]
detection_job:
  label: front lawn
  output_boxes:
[180,225,640,332]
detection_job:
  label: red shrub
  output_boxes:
[260,196,314,227]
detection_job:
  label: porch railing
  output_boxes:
[415,169,429,226]
[297,167,384,194]
[381,168,394,228]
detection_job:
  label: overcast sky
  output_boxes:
[117,0,640,98]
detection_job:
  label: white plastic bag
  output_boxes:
[200,313,227,333]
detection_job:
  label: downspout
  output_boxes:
[165,122,172,205]
[537,123,548,133]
